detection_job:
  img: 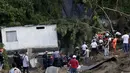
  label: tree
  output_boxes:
[0,0,130,53]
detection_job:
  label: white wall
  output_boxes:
[1,25,58,50]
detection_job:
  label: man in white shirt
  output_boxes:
[23,53,29,73]
[81,42,88,56]
[9,63,21,73]
[122,33,129,53]
[91,40,98,56]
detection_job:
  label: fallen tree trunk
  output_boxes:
[80,57,117,71]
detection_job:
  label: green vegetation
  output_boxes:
[0,43,9,70]
[0,43,4,48]
[0,0,130,53]
[0,0,61,26]
[3,49,10,70]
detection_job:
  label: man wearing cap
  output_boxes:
[68,55,79,73]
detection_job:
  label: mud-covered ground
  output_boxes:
[29,50,130,73]
[2,50,130,73]
[82,50,130,73]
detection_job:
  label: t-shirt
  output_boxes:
[69,59,79,68]
[9,67,21,73]
[91,42,98,48]
[23,55,29,67]
[81,44,88,50]
[112,38,118,44]
[53,51,60,58]
[122,34,129,43]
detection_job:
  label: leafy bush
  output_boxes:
[3,49,10,70]
[0,43,10,70]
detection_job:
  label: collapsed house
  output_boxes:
[0,25,58,53]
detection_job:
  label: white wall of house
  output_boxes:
[1,25,58,50]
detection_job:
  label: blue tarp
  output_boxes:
[62,0,93,18]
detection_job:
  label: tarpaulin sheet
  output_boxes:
[62,0,93,18]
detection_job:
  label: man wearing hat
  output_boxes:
[68,55,79,73]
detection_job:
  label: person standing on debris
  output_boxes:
[47,55,54,67]
[53,51,62,67]
[53,51,60,67]
[112,37,118,54]
[74,47,80,61]
[42,51,48,69]
[13,51,22,70]
[22,52,29,73]
[104,38,111,56]
[0,52,3,71]
[98,37,104,52]
[61,54,68,67]
[81,42,88,56]
[9,63,21,73]
[91,40,98,56]
[122,32,129,53]
[68,55,79,73]
[76,48,80,61]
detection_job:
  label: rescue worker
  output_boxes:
[112,37,118,54]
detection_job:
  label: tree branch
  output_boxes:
[103,7,130,17]
[97,5,114,33]
[116,0,119,10]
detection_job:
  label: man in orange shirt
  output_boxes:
[112,37,118,54]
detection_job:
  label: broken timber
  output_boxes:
[80,57,117,71]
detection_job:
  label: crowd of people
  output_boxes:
[42,51,79,73]
[66,31,130,73]
[0,31,130,73]
[0,51,29,73]
[11,52,29,73]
